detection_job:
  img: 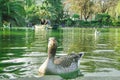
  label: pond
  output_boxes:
[0,27,120,79]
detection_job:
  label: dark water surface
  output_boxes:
[0,27,120,79]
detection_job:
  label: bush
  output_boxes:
[28,15,40,25]
[72,14,80,20]
[95,13,112,26]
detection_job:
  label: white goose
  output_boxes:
[39,37,83,78]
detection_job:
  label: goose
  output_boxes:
[39,37,84,78]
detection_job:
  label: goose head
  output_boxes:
[48,37,57,59]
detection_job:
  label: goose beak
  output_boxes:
[79,52,84,58]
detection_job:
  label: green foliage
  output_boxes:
[72,14,80,19]
[25,0,35,7]
[66,18,73,26]
[25,0,40,25]
[28,15,40,25]
[0,0,63,27]
[95,13,112,26]
[41,0,63,25]
[61,17,74,27]
[39,1,52,19]
[0,0,26,27]
[79,20,91,27]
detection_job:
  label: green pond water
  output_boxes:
[0,27,120,79]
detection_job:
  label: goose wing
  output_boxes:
[54,53,83,67]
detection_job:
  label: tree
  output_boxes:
[40,0,63,25]
[95,0,118,13]
[108,0,120,20]
[64,0,95,21]
[116,1,120,21]
[95,13,111,26]
[24,0,40,25]
[82,0,94,21]
[0,0,26,27]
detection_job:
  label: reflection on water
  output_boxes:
[0,28,120,79]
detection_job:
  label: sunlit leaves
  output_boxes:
[41,0,63,24]
[64,0,95,21]
[115,0,120,19]
[64,0,120,21]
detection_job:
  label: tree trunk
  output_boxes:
[80,9,83,20]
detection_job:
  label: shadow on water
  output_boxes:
[0,27,120,79]
[59,69,83,79]
[39,68,83,79]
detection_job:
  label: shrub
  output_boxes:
[95,13,112,26]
